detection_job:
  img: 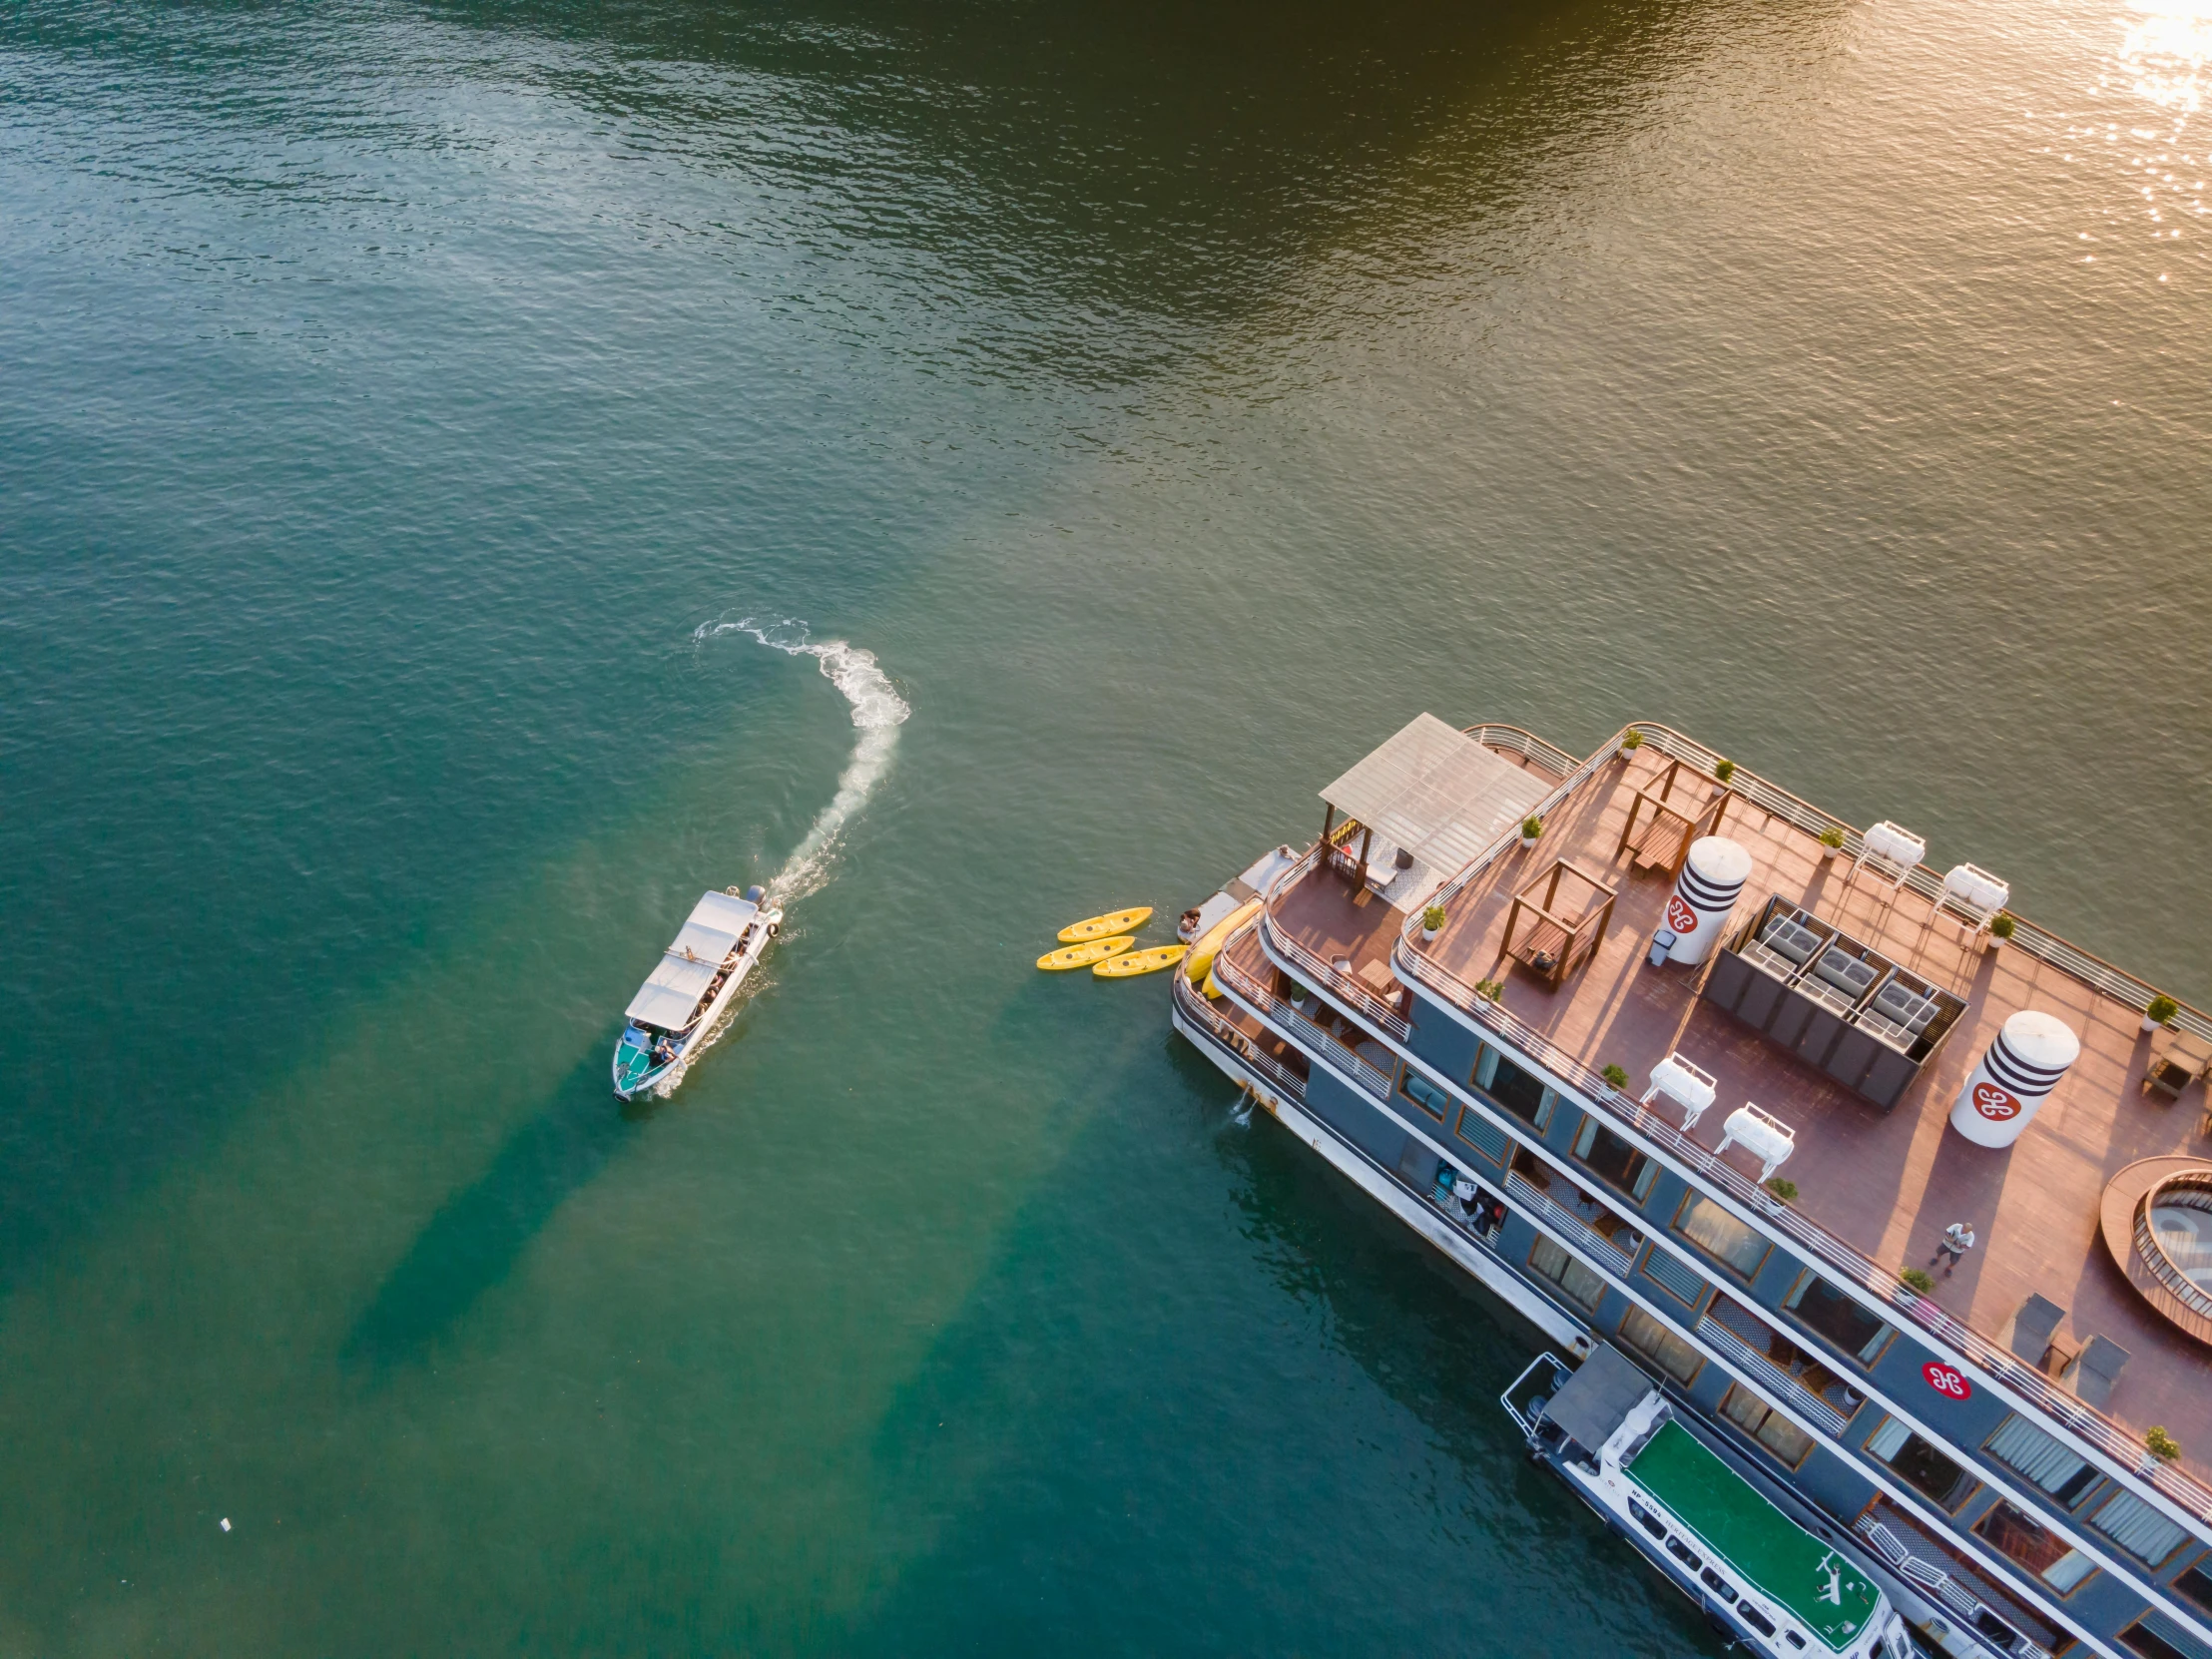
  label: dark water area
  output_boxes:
[1,0,2205,1650]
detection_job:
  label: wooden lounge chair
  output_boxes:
[2143,1028,2212,1101]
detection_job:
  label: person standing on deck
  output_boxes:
[1931,1222,1976,1277]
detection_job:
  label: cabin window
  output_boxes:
[1783,1633,1806,1650]
[1783,1275,1892,1366]
[1672,1192,1772,1279]
[1453,1104,1509,1165]
[1737,1603,1778,1639]
[1720,1382,1816,1468]
[1630,1499,1668,1541]
[1864,1416,1975,1509]
[1665,1535,1702,1571]
[2088,1489,2188,1567]
[2124,1614,2207,1659]
[1528,1235,1607,1311]
[1699,1566,1739,1606]
[1573,1117,1658,1200]
[1973,1500,2095,1594]
[2172,1559,2212,1619]
[1617,1306,1704,1385]
[1475,1045,1553,1130]
[1400,1069,1450,1121]
[1983,1414,2097,1506]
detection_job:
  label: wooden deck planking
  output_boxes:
[1272,747,2212,1471]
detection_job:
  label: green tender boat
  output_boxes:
[1629,1419,1882,1653]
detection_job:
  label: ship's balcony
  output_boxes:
[1169,967,1311,1106]
[1213,921,1396,1103]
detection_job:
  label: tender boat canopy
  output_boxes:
[624,890,760,1029]
[1319,713,1550,881]
[1539,1344,1652,1455]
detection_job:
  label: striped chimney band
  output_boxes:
[1948,1009,2080,1149]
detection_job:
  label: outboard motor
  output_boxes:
[744,884,767,904]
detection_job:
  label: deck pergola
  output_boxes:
[1315,713,1548,904]
[1502,856,1618,987]
[1614,756,1732,876]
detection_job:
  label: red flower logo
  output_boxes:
[1666,895,1698,934]
[1972,1081,2022,1121]
[1923,1363,1971,1399]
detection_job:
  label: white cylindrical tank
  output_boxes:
[1662,836,1753,966]
[1948,1010,2080,1148]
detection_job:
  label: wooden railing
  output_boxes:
[2133,1176,2212,1327]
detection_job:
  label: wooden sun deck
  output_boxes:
[1269,748,2212,1475]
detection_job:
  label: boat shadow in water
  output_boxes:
[340,1050,675,1373]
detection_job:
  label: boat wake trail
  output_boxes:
[695,615,911,905]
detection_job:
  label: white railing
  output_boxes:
[1503,1169,1639,1272]
[1855,1517,2053,1659]
[1214,939,1393,1102]
[1397,935,2212,1526]
[1170,970,1308,1104]
[1621,724,2212,1043]
[1375,721,2212,1528]
[1695,1311,1851,1436]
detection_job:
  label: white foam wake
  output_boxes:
[694,615,911,904]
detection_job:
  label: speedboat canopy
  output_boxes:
[623,889,759,1028]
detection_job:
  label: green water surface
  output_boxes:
[2,0,2206,1651]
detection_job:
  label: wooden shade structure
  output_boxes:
[1502,857,1618,987]
[1615,757,1731,876]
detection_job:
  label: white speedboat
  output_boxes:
[613,884,783,1100]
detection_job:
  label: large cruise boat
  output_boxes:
[1170,716,2212,1659]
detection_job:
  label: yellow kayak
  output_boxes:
[1058,906,1152,943]
[1201,969,1225,999]
[1037,936,1135,971]
[1185,898,1263,983]
[1093,944,1187,978]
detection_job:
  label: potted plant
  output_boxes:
[1601,1063,1630,1091]
[1519,816,1543,849]
[2144,994,2180,1034]
[1419,904,1446,943]
[1286,980,1309,1011]
[1899,1267,1936,1296]
[1818,825,1847,864]
[1619,729,1644,758]
[1764,1177,1798,1204]
[1475,978,1504,1003]
[2147,1426,2182,1463]
[1713,758,1737,786]
[1988,913,2015,951]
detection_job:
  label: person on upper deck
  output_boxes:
[1931,1222,1976,1277]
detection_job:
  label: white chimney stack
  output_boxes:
[1948,1010,2080,1149]
[1661,836,1752,966]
